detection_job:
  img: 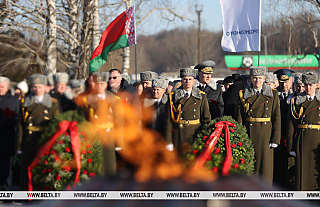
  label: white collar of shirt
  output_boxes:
[183,89,192,97]
[200,83,206,88]
[97,93,106,100]
[155,98,162,104]
[35,95,44,103]
[253,87,262,95]
[307,94,315,101]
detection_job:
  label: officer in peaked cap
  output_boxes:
[287,72,320,190]
[165,68,211,153]
[265,72,277,89]
[238,66,281,186]
[50,72,75,112]
[18,73,60,190]
[272,68,295,188]
[194,60,224,119]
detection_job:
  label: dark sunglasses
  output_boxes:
[109,76,119,80]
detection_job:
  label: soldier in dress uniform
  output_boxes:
[292,73,305,95]
[76,72,123,176]
[237,66,281,186]
[194,60,224,119]
[18,74,60,190]
[265,72,277,89]
[272,69,295,188]
[165,68,211,152]
[287,72,320,190]
[140,71,159,110]
[50,72,76,112]
[150,78,168,137]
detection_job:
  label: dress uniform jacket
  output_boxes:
[237,83,281,185]
[18,93,60,190]
[76,91,124,176]
[286,90,320,190]
[165,87,211,151]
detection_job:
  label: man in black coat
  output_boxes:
[107,69,141,115]
[0,77,20,191]
[223,74,250,120]
[194,60,224,119]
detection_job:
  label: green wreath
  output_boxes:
[187,116,255,175]
[31,111,103,190]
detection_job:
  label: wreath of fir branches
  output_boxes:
[32,111,103,190]
[187,116,255,175]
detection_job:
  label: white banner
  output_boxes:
[0,191,319,200]
[220,0,261,52]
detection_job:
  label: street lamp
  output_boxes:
[261,30,281,69]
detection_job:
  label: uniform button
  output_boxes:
[250,109,252,112]
[266,108,268,110]
[303,122,305,124]
[303,115,305,118]
[250,123,253,126]
[193,115,196,118]
[318,107,320,110]
[29,131,32,134]
[264,122,266,125]
[180,117,183,120]
[266,101,268,103]
[318,121,320,124]
[194,103,196,105]
[265,115,268,117]
[179,124,183,128]
[29,123,32,126]
[194,109,196,112]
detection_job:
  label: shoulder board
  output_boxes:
[51,97,58,103]
[200,91,205,94]
[169,92,174,95]
[272,88,277,91]
[114,95,121,100]
[21,98,25,105]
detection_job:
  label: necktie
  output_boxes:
[283,92,287,99]
[202,86,205,91]
[309,97,312,102]
[185,93,189,99]
[256,91,259,96]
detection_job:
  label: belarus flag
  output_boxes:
[89,5,136,73]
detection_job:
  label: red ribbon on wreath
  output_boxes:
[193,121,236,176]
[28,121,81,191]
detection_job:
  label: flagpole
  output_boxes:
[135,44,138,82]
[258,51,260,66]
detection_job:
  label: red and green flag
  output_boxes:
[89,5,136,73]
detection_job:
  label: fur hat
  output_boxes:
[293,73,303,84]
[302,72,318,84]
[95,72,109,82]
[152,78,168,89]
[140,71,158,81]
[249,66,266,76]
[180,68,197,78]
[29,74,47,85]
[265,72,277,83]
[121,74,130,83]
[55,72,69,83]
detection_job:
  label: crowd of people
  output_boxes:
[0,59,320,194]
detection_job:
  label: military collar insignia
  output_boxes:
[243,83,273,99]
[296,90,320,105]
[174,87,202,100]
[24,93,52,108]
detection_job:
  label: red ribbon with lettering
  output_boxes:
[193,121,236,176]
[28,120,81,191]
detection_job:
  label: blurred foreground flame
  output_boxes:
[75,91,217,183]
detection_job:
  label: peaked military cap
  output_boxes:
[265,72,277,83]
[249,66,266,76]
[55,72,69,83]
[180,68,197,78]
[152,78,168,89]
[95,72,109,82]
[47,73,55,86]
[121,74,130,83]
[194,60,216,74]
[29,74,47,85]
[140,71,158,82]
[273,68,295,82]
[223,76,235,84]
[293,73,303,85]
[302,72,318,84]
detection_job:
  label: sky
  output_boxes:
[135,0,223,35]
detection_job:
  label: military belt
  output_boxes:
[246,117,271,122]
[176,119,200,125]
[298,124,320,129]
[26,126,45,132]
